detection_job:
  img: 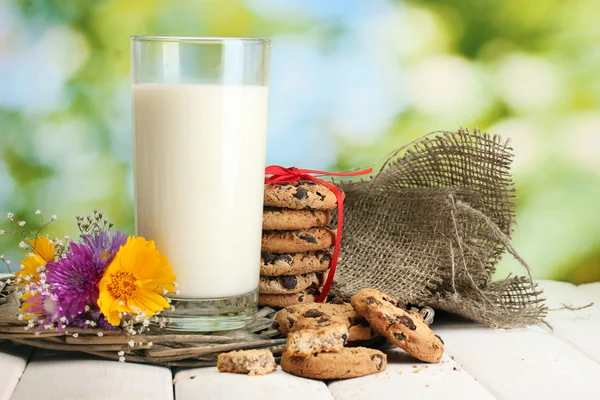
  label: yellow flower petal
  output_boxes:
[28,236,55,262]
[97,236,176,326]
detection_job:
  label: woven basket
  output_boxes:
[0,276,285,367]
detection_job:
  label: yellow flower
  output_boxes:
[15,236,55,285]
[97,236,176,326]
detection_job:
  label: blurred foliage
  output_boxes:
[0,0,598,283]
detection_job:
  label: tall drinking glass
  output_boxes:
[131,36,269,331]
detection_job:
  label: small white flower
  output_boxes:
[84,320,91,325]
[17,314,24,321]
[34,331,40,336]
[128,340,135,347]
[20,264,25,270]
[175,290,181,296]
[7,212,14,219]
[64,235,70,240]
[18,221,26,227]
[19,241,28,249]
[147,342,153,347]
[5,260,10,265]
[118,356,125,363]
[35,210,41,215]
[60,317,67,323]
[0,230,4,235]
[89,321,97,327]
[117,351,125,356]
[119,301,125,306]
[73,333,79,338]
[84,305,90,312]
[51,215,57,221]
[97,332,104,337]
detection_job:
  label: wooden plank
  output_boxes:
[0,343,31,400]
[537,280,600,362]
[11,352,173,400]
[328,351,495,400]
[434,321,600,399]
[174,367,333,400]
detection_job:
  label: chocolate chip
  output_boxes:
[272,322,280,330]
[329,297,345,305]
[298,234,317,244]
[298,294,304,302]
[435,334,444,344]
[281,276,298,289]
[284,307,294,313]
[342,333,348,344]
[316,317,329,324]
[397,315,416,330]
[320,253,332,262]
[371,354,384,370]
[303,309,324,318]
[359,318,370,327]
[294,187,308,199]
[287,317,295,328]
[315,191,325,200]
[395,302,407,310]
[307,287,319,295]
[277,254,293,263]
[366,296,380,305]
[393,332,406,341]
[262,253,277,264]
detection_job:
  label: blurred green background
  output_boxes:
[1,0,599,283]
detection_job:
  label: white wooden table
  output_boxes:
[1,280,598,399]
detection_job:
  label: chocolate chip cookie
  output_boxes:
[263,207,331,230]
[274,302,376,342]
[351,289,444,363]
[286,324,348,357]
[262,228,335,253]
[281,347,386,380]
[261,251,331,276]
[258,288,320,308]
[217,349,277,376]
[259,272,321,295]
[264,181,341,210]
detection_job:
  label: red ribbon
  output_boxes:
[265,166,372,302]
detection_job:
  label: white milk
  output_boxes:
[132,83,268,298]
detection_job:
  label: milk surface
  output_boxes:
[132,83,268,298]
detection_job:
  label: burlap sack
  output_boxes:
[334,128,547,328]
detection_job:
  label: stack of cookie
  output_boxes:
[259,181,341,308]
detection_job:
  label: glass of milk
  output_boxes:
[131,36,269,331]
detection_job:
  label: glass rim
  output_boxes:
[131,35,270,44]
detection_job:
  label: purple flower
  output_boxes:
[80,228,127,270]
[21,288,66,331]
[45,243,100,318]
[70,308,118,331]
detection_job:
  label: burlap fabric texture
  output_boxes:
[333,128,547,328]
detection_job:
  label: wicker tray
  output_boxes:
[0,275,285,367]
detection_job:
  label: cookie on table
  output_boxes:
[259,272,321,295]
[286,323,348,357]
[262,228,335,253]
[258,288,320,308]
[274,302,377,342]
[281,347,386,380]
[263,207,331,231]
[351,289,444,363]
[264,181,341,211]
[261,251,331,276]
[217,349,277,376]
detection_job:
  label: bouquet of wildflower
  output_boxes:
[1,210,177,333]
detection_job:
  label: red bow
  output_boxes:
[265,165,372,302]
